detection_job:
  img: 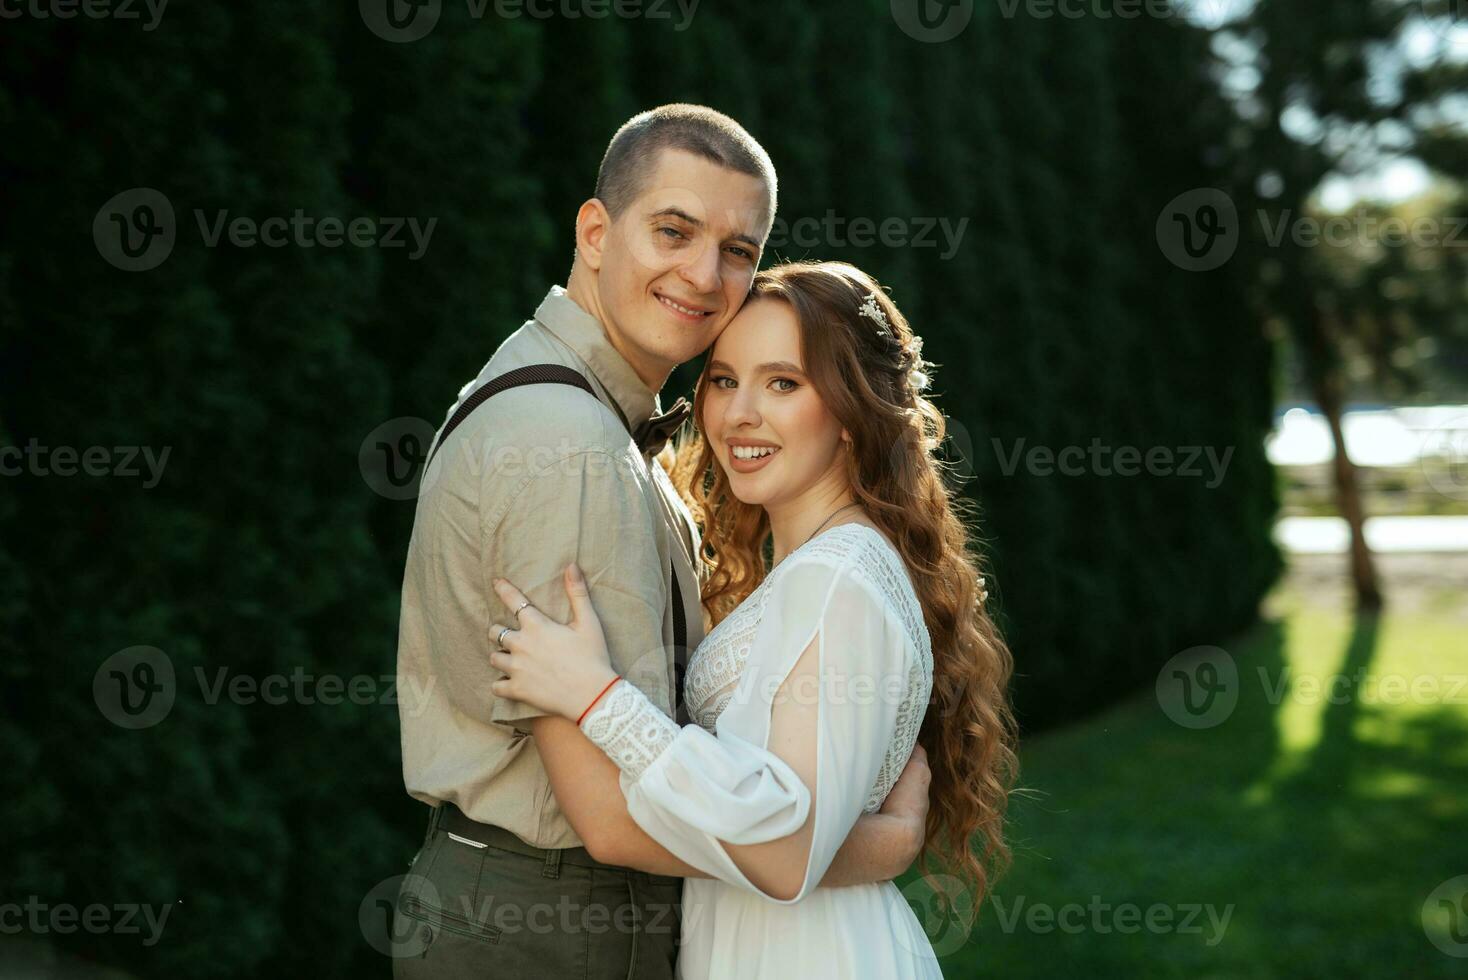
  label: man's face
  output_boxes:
[593,148,772,385]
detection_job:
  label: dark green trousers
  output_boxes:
[391,804,683,980]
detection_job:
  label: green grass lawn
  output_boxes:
[899,589,1468,978]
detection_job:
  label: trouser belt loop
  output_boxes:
[541,846,562,879]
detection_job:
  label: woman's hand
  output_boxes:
[488,563,619,722]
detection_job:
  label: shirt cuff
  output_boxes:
[578,679,681,782]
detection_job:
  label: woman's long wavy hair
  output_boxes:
[669,260,1020,899]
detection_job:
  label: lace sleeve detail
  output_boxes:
[578,679,681,782]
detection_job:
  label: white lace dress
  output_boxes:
[579,524,943,979]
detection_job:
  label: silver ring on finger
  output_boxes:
[496,626,513,649]
[512,599,531,623]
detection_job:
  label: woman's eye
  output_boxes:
[710,376,736,390]
[771,378,798,392]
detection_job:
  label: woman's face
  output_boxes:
[700,297,848,509]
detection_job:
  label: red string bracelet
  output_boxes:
[576,675,622,726]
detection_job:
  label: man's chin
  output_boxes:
[660,336,720,368]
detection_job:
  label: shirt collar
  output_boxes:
[534,285,659,429]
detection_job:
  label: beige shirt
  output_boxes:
[396,285,705,849]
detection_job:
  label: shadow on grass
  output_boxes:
[899,609,1468,979]
[1276,609,1381,798]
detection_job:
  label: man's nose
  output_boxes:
[677,240,721,296]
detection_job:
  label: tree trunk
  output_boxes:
[1309,350,1384,612]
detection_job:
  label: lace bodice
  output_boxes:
[684,524,932,812]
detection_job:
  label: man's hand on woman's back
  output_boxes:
[878,743,932,873]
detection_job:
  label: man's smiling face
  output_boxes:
[591,148,773,387]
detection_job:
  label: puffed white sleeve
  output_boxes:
[577,549,912,903]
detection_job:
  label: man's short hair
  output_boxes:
[594,104,777,225]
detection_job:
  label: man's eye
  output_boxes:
[659,226,688,241]
[726,245,754,261]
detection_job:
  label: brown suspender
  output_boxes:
[425,363,689,717]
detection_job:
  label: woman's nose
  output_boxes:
[726,385,761,428]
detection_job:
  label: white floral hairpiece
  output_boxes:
[860,291,932,393]
[908,363,931,393]
[857,292,891,334]
[907,334,930,393]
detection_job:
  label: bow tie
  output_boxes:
[633,397,692,456]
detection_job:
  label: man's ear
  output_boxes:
[575,198,611,272]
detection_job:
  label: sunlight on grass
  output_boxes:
[908,592,1468,978]
[1243,604,1465,802]
[1356,768,1434,799]
[1241,610,1349,797]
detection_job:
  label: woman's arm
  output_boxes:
[489,556,915,901]
[529,712,929,882]
[577,557,909,902]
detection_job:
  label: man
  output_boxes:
[394,104,930,979]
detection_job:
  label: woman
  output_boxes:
[487,260,1018,978]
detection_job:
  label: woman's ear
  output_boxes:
[840,429,852,447]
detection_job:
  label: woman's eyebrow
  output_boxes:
[708,359,805,375]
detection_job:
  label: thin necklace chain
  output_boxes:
[775,502,862,567]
